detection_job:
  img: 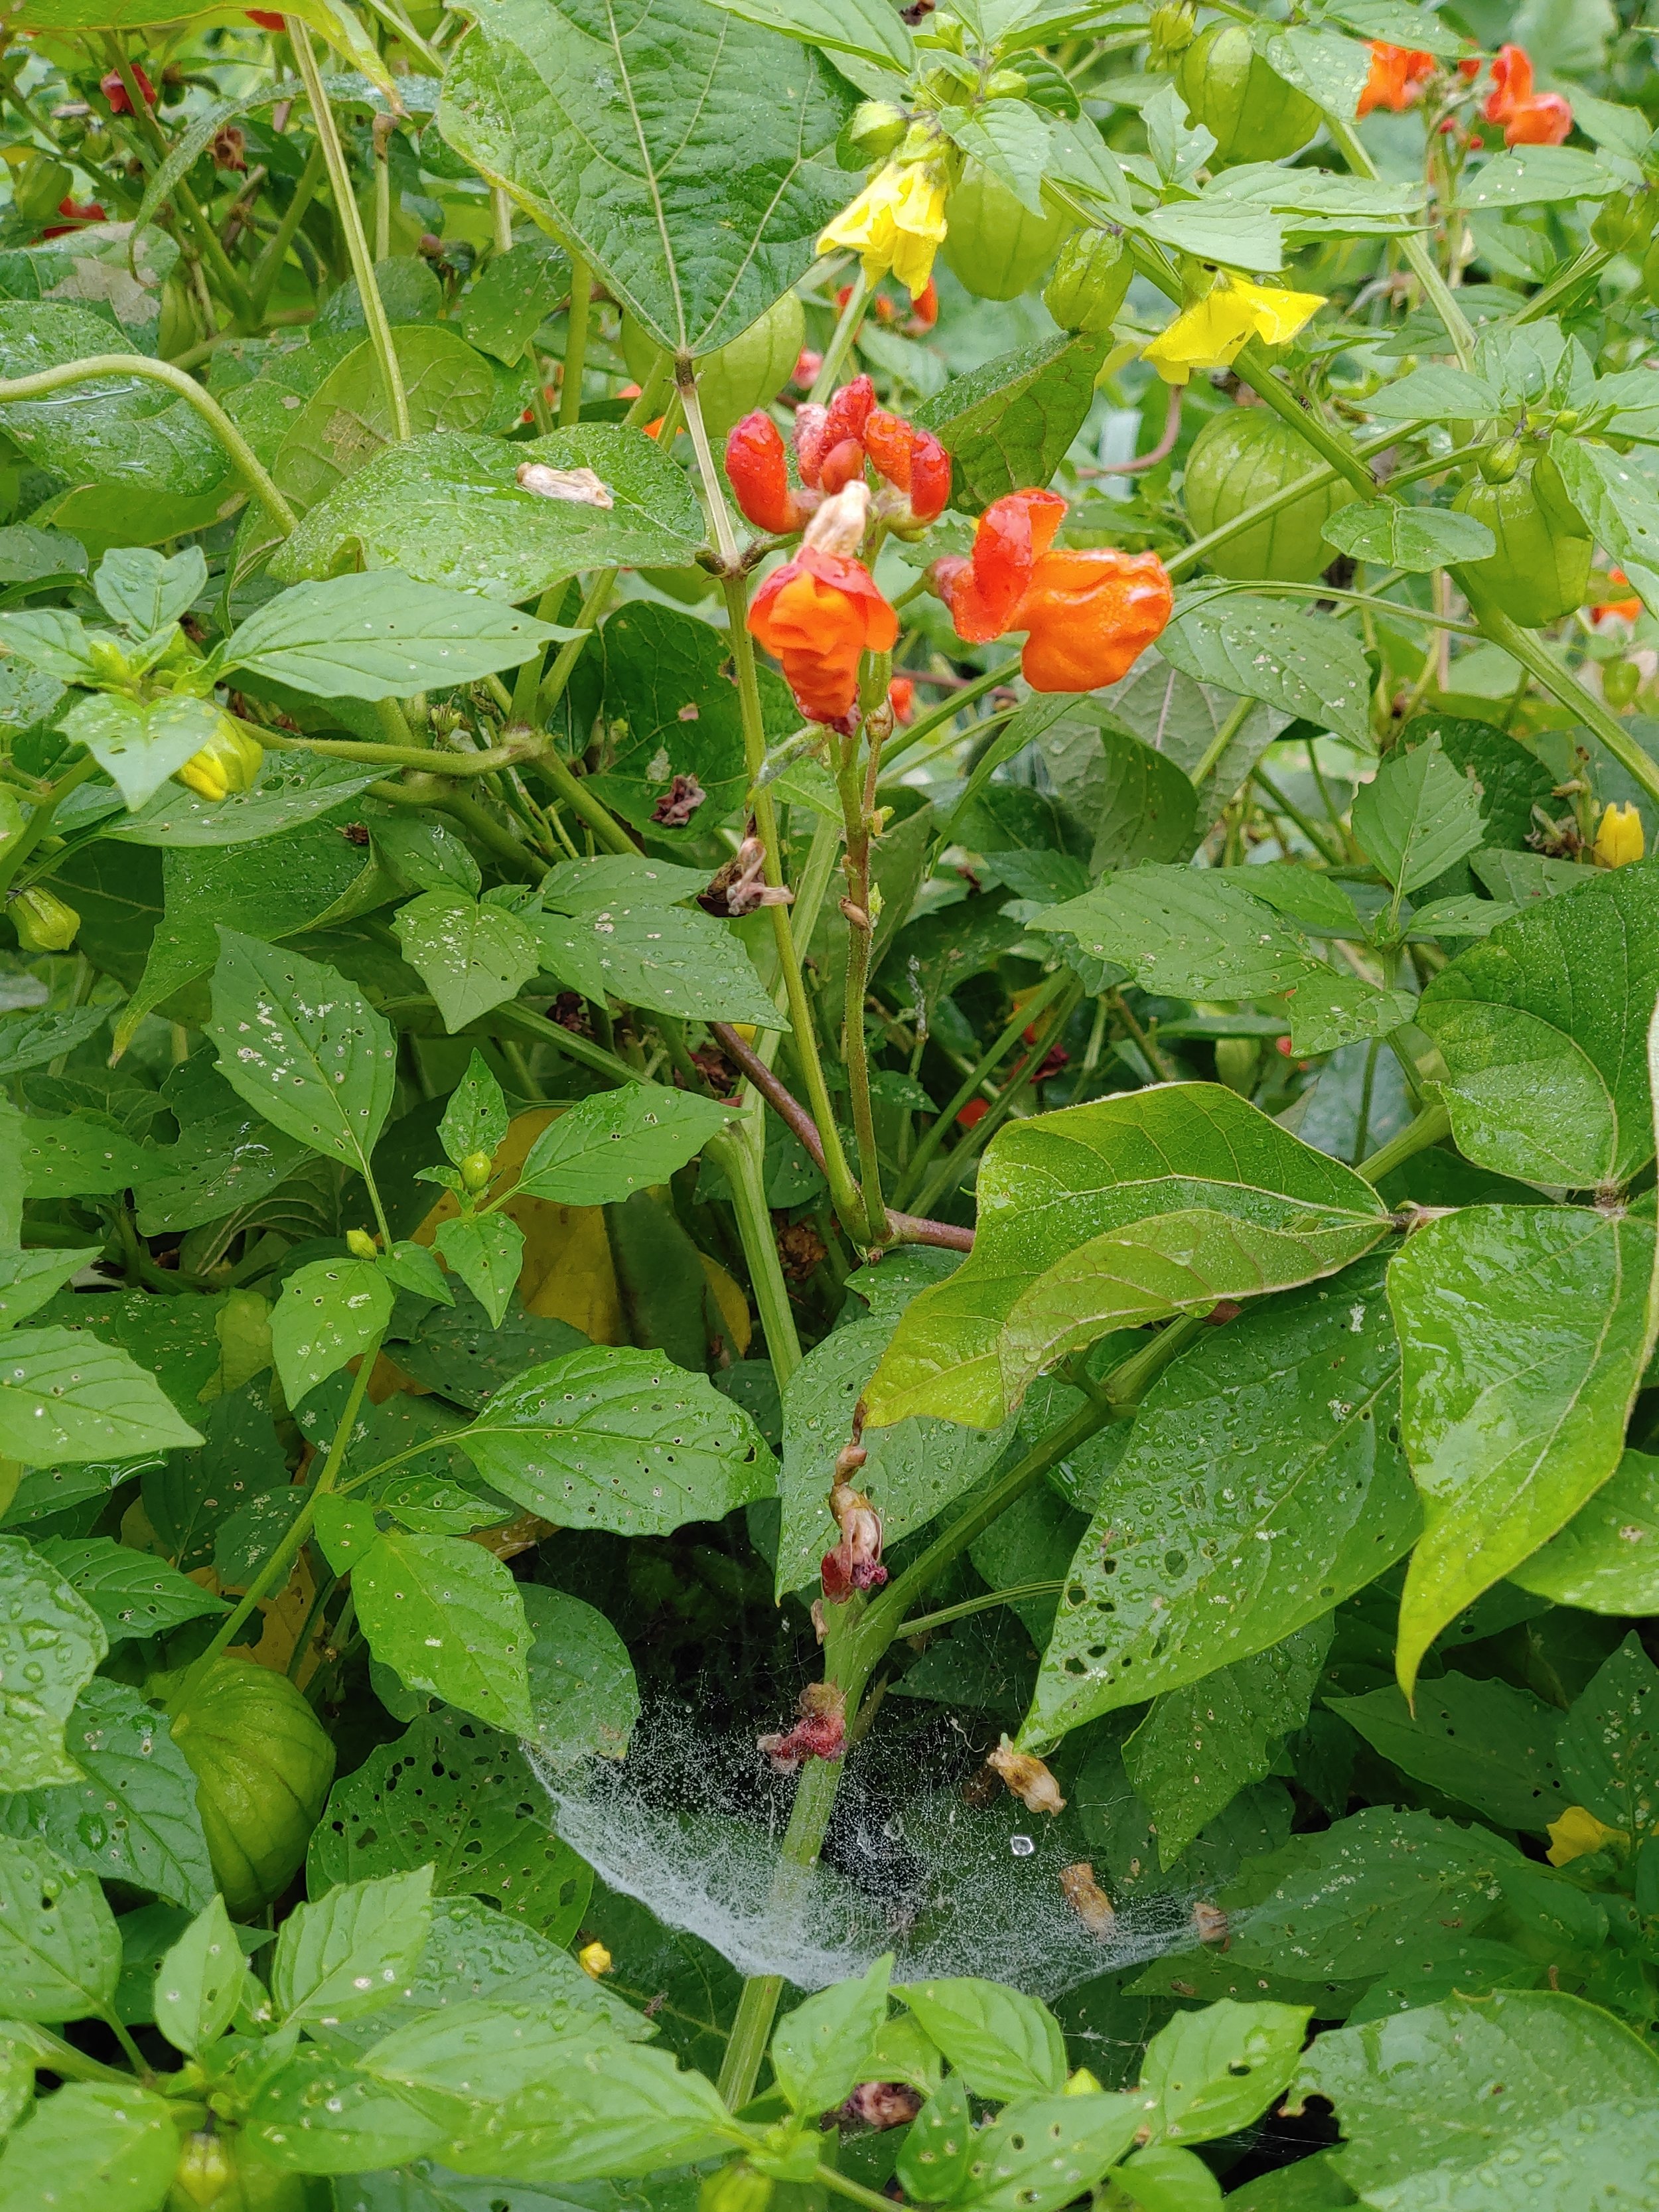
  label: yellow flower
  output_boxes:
[176,719,263,803]
[820,159,948,299]
[1143,273,1327,385]
[577,1940,613,1978]
[1595,800,1645,868]
[1546,1804,1626,1866]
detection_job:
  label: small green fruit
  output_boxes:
[1183,407,1356,583]
[167,1657,336,1915]
[622,291,805,443]
[942,160,1070,301]
[1177,24,1320,166]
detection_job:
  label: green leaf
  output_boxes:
[153,1894,246,2057]
[1159,598,1372,749]
[541,855,715,911]
[104,753,383,848]
[439,2037,743,2184]
[1108,2143,1224,2212]
[20,1114,153,1199]
[352,1529,534,1733]
[0,1538,107,1793]
[62,692,224,813]
[897,2071,975,2203]
[1350,733,1486,898]
[1331,1673,1566,1834]
[1140,1999,1312,2146]
[0,1679,213,1911]
[433,1213,526,1330]
[0,1005,109,1081]
[0,1250,98,1333]
[777,1305,1013,1595]
[271,1256,396,1408]
[461,238,568,364]
[93,546,205,636]
[1359,364,1504,422]
[865,1086,1392,1430]
[0,1834,119,2022]
[206,932,397,1177]
[1464,144,1619,208]
[1508,1448,1659,1613]
[224,572,569,701]
[0,1329,204,1463]
[437,0,855,356]
[241,2044,447,2174]
[521,1584,640,1767]
[1421,865,1659,1186]
[272,425,705,601]
[1320,501,1494,572]
[699,0,912,68]
[1032,869,1413,1057]
[1295,1989,1659,2209]
[360,1996,611,2111]
[1025,1259,1418,1745]
[306,1710,591,1941]
[392,888,541,1034]
[771,1953,893,2117]
[454,1346,776,1535]
[913,335,1111,516]
[1389,1207,1658,1694]
[1556,1633,1659,1846]
[273,1866,435,2027]
[512,1084,735,1207]
[950,2091,1147,2212]
[1549,435,1659,590]
[439,1051,508,1168]
[532,898,784,1029]
[895,1980,1066,2101]
[0,2080,179,2212]
[1123,1623,1332,1864]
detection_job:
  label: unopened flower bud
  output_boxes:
[461,1151,495,1192]
[1479,436,1522,486]
[177,718,264,802]
[701,2166,774,2212]
[803,480,871,557]
[10,885,79,952]
[578,1939,613,1976]
[345,1228,379,1260]
[987,1735,1066,1816]
[1595,800,1644,869]
[170,2132,237,2209]
[846,100,907,163]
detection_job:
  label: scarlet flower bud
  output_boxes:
[725,411,803,535]
[822,373,876,452]
[101,64,155,114]
[1356,42,1434,115]
[794,402,830,486]
[1013,546,1174,692]
[748,540,898,727]
[819,436,867,495]
[888,674,916,724]
[44,196,106,236]
[792,348,822,389]
[247,8,286,24]
[907,427,952,521]
[909,277,939,331]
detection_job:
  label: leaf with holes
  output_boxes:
[352,1530,534,1735]
[0,1537,108,1793]
[0,1834,119,2022]
[271,1256,396,1409]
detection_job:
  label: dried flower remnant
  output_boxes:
[758,1681,846,1773]
[987,1735,1066,1816]
[651,772,707,827]
[698,835,793,918]
[1059,1860,1117,1937]
[839,2083,923,2131]
[516,462,614,507]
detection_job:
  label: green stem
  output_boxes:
[1250,765,1344,866]
[538,743,634,854]
[0,756,98,901]
[908,980,1079,1220]
[835,725,886,1244]
[0,356,295,534]
[1231,338,1379,498]
[251,135,328,320]
[893,968,1068,1209]
[492,999,647,1090]
[1354,1096,1450,1186]
[252,723,528,776]
[1351,1035,1382,1167]
[705,1120,802,1386]
[105,2014,154,2080]
[1188,694,1254,790]
[1464,584,1659,806]
[808,271,868,405]
[560,254,591,427]
[532,567,618,731]
[883,659,1023,773]
[108,45,253,325]
[721,574,865,1238]
[815,2167,904,2212]
[174,1331,384,1706]
[289,19,409,440]
[1323,111,1476,369]
[895,1580,1064,1639]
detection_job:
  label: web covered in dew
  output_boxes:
[530,1676,1205,2003]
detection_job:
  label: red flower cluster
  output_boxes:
[100,65,154,114]
[932,489,1173,693]
[747,483,899,729]
[1358,42,1435,115]
[1484,44,1572,147]
[726,372,950,538]
[43,196,106,237]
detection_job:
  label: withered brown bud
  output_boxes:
[839,2083,923,2132]
[1060,1861,1116,1937]
[988,1735,1066,1816]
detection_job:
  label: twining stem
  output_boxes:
[173,1329,385,1708]
[893,968,1070,1210]
[719,575,865,1238]
[1323,110,1476,370]
[560,255,591,427]
[1462,583,1659,806]
[908,980,1080,1220]
[0,356,295,533]
[836,698,890,1242]
[705,1121,803,1386]
[883,658,1023,773]
[107,44,253,325]
[1188,695,1254,790]
[288,20,410,440]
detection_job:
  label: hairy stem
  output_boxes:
[561,254,591,426]
[705,1120,802,1386]
[1323,111,1476,369]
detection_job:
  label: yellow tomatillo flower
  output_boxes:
[1143,272,1327,385]
[1546,1804,1626,1866]
[1595,799,1645,868]
[577,1940,613,1978]
[819,157,949,299]
[176,718,263,803]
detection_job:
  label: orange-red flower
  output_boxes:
[933,488,1173,692]
[888,674,916,723]
[1358,43,1435,115]
[100,64,154,114]
[747,488,898,727]
[1484,44,1572,147]
[726,412,804,535]
[1593,569,1642,623]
